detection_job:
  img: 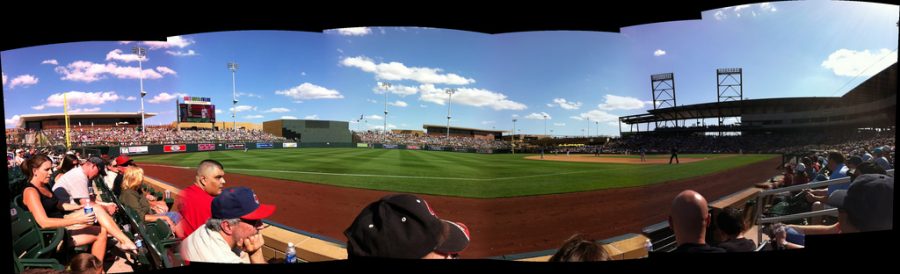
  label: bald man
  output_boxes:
[669,190,726,253]
[176,159,227,238]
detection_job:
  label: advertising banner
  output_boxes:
[406,145,420,150]
[383,144,398,149]
[163,145,187,153]
[428,146,444,151]
[225,143,245,150]
[454,148,469,152]
[476,149,494,154]
[256,143,273,149]
[283,142,298,148]
[198,143,216,151]
[356,143,369,148]
[119,146,149,155]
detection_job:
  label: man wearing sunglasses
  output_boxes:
[180,186,276,264]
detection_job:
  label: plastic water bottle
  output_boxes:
[285,242,297,264]
[135,234,147,256]
[83,201,95,223]
[644,239,653,257]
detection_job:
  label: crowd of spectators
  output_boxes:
[356,130,509,150]
[11,127,288,147]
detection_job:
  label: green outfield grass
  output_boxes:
[132,148,777,198]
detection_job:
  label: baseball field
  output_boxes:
[132,148,776,198]
[134,148,782,257]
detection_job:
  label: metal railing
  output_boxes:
[755,169,894,242]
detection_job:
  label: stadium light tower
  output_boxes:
[543,114,548,138]
[586,117,590,137]
[595,121,599,136]
[132,46,147,134]
[445,88,457,142]
[228,62,239,131]
[380,82,392,143]
[512,118,517,154]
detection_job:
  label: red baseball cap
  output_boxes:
[115,155,134,166]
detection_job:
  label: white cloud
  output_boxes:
[546,103,554,107]
[31,105,45,110]
[418,84,527,111]
[148,92,187,104]
[126,96,137,101]
[2,72,6,86]
[41,59,58,65]
[9,75,39,89]
[281,115,297,119]
[166,50,197,56]
[598,95,648,111]
[366,99,378,104]
[156,66,177,76]
[341,56,475,85]
[571,110,619,123]
[365,114,383,120]
[275,82,344,100]
[43,91,120,107]
[304,114,319,119]
[105,49,147,63]
[264,107,291,113]
[388,100,408,107]
[375,82,419,97]
[481,121,495,125]
[553,122,566,127]
[142,36,194,50]
[821,49,897,77]
[512,114,519,118]
[244,115,264,119]
[55,61,164,82]
[714,10,727,20]
[6,115,21,126]
[419,104,427,108]
[119,41,133,44]
[525,112,552,120]
[654,49,667,57]
[237,92,262,98]
[715,3,777,20]
[551,98,582,110]
[330,27,372,36]
[215,109,222,114]
[230,105,257,112]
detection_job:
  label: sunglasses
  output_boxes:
[241,219,270,230]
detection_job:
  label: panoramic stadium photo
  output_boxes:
[3,1,896,272]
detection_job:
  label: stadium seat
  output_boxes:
[12,252,65,274]
[11,210,64,259]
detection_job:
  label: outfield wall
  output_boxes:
[83,142,353,158]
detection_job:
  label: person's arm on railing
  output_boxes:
[786,223,839,235]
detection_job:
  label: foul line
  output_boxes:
[141,163,624,182]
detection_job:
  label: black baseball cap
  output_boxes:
[344,194,470,259]
[86,156,107,177]
[827,174,893,231]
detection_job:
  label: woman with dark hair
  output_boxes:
[54,154,79,182]
[68,253,103,274]
[20,154,108,262]
[715,207,756,252]
[549,234,610,262]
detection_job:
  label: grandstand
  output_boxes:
[619,64,896,136]
[15,112,158,130]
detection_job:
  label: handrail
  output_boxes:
[759,208,838,224]
[755,169,893,243]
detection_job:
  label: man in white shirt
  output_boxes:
[52,157,117,214]
[180,187,275,264]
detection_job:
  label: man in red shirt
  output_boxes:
[175,159,227,238]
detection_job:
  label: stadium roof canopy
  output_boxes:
[422,124,507,134]
[17,112,158,127]
[620,63,897,125]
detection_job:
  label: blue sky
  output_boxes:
[3,1,897,136]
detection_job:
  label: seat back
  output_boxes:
[11,211,48,259]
